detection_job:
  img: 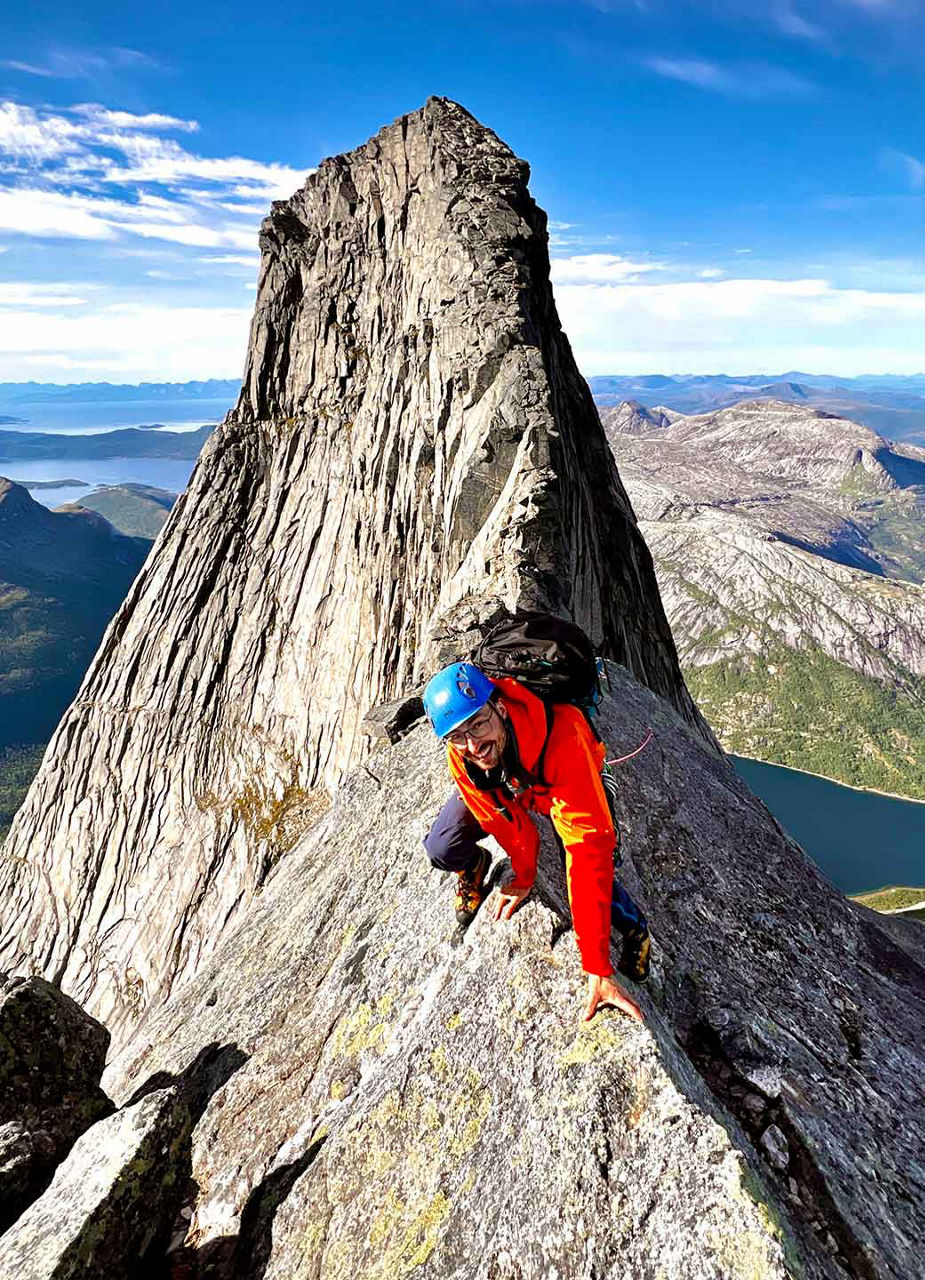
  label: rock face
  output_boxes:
[0,975,113,1231]
[0,98,700,1040]
[93,663,925,1280]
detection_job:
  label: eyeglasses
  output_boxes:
[445,704,497,747]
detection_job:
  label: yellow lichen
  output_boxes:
[558,1018,625,1066]
[329,1000,394,1059]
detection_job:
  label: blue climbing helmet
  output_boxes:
[423,662,496,738]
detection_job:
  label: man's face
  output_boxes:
[446,700,509,771]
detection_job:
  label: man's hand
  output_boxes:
[583,973,644,1024]
[493,880,531,922]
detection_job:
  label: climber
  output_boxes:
[422,661,649,1024]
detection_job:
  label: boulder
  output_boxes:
[0,975,112,1231]
[0,1086,192,1279]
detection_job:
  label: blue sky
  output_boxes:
[2,0,925,381]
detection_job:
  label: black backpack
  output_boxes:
[474,612,603,785]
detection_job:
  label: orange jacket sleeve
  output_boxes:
[447,747,540,890]
[544,716,614,977]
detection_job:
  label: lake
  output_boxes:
[8,458,199,508]
[0,395,233,435]
[732,755,925,896]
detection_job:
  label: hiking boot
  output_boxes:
[617,925,651,984]
[454,847,491,926]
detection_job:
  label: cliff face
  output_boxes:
[0,99,697,1039]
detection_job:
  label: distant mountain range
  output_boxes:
[590,373,925,443]
[603,398,925,798]
[0,380,240,405]
[0,425,213,461]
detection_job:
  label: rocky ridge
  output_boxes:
[5,662,916,1279]
[0,99,698,1042]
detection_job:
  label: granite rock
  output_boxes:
[0,975,113,1231]
[0,1085,192,1279]
[98,664,925,1280]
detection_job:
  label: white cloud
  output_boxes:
[0,282,91,307]
[0,188,116,239]
[644,57,815,97]
[551,253,665,283]
[699,267,726,278]
[0,101,309,235]
[0,301,251,380]
[0,184,263,251]
[0,102,85,161]
[552,273,925,375]
[205,254,261,267]
[70,104,198,132]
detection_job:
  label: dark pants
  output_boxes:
[423,790,647,937]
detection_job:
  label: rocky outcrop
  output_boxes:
[0,976,113,1232]
[86,662,924,1280]
[598,399,676,437]
[0,99,700,1040]
[0,1086,192,1278]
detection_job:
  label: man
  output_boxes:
[422,661,649,1023]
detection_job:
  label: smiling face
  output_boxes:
[446,699,509,772]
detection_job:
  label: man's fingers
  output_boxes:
[616,993,644,1023]
[582,989,598,1021]
[501,896,519,921]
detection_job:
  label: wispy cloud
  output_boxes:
[770,3,829,44]
[644,56,815,97]
[884,147,925,188]
[0,47,162,81]
[0,100,310,251]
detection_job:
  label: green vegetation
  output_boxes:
[74,484,175,539]
[862,495,925,584]
[0,742,45,843]
[686,643,925,800]
[850,886,925,913]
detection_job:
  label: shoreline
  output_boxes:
[731,752,925,807]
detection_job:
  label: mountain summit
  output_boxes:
[0,97,697,1038]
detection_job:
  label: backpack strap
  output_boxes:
[510,700,554,792]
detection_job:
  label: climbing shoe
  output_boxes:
[617,925,651,984]
[454,847,491,926]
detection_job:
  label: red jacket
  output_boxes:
[447,677,615,977]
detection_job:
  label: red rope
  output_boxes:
[605,728,653,766]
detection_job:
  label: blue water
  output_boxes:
[0,396,232,435]
[732,756,925,895]
[8,458,198,508]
